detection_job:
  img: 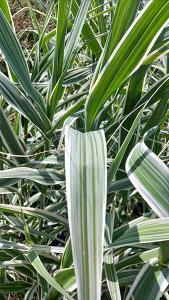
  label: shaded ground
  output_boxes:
[8,1,54,46]
[9,0,31,32]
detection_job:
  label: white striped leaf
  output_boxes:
[111,218,169,248]
[0,204,68,226]
[105,254,121,300]
[115,248,159,271]
[0,239,64,254]
[86,0,169,130]
[104,213,121,300]
[118,269,139,287]
[126,141,169,217]
[0,105,28,165]
[0,71,51,134]
[126,258,169,300]
[65,127,107,300]
[63,0,91,72]
[0,167,64,186]
[71,0,101,59]
[113,215,150,241]
[98,0,140,72]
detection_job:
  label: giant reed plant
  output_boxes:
[0,0,169,299]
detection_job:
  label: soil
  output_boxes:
[9,0,31,32]
[8,1,54,48]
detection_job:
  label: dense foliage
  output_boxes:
[0,0,169,299]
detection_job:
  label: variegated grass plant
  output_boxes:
[0,0,169,299]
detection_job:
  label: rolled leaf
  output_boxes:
[65,127,107,300]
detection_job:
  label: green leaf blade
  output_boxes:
[26,251,73,300]
[0,10,46,112]
[86,0,169,130]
